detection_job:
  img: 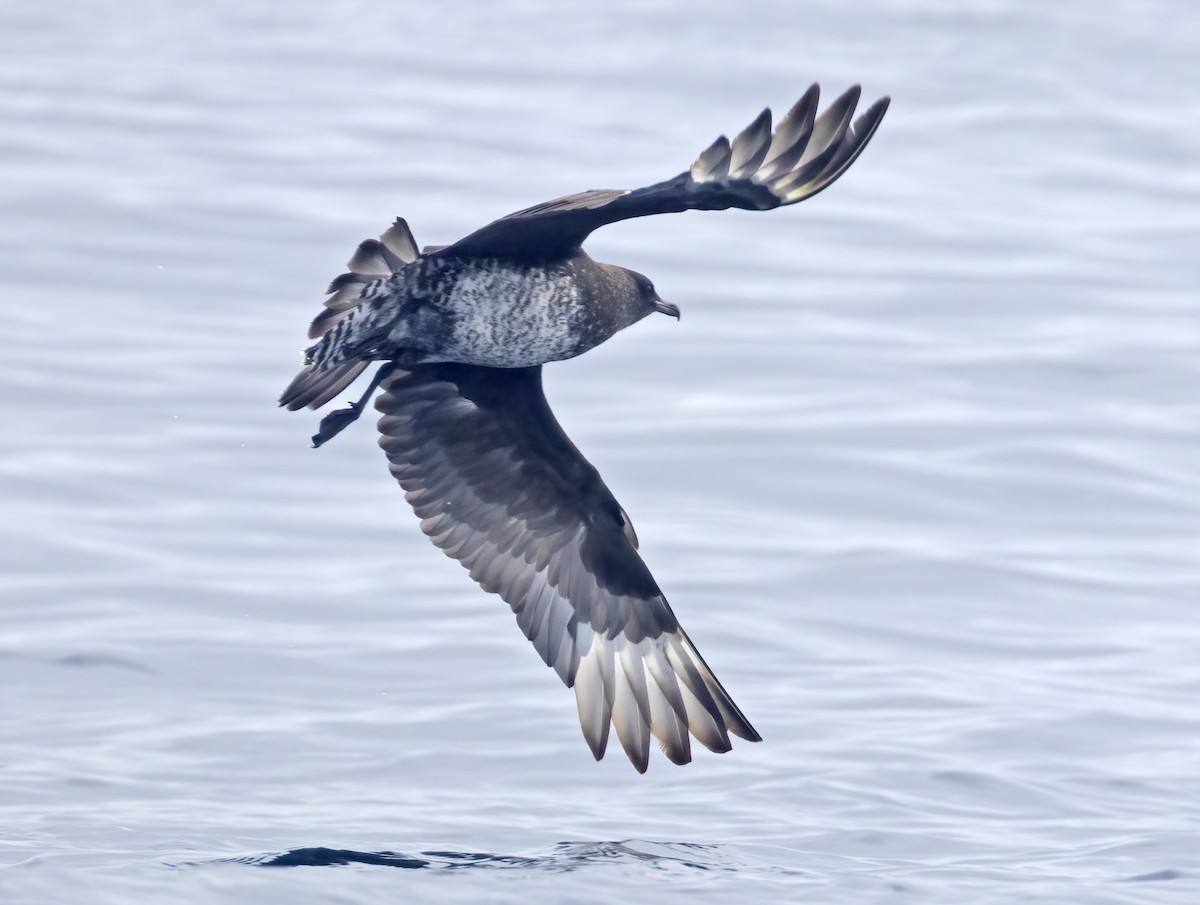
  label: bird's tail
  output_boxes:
[279,218,420,411]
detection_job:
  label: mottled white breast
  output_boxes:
[398,261,586,368]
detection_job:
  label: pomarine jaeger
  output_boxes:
[280,84,889,772]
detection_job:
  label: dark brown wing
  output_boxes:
[375,364,760,772]
[440,84,889,260]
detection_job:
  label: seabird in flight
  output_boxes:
[280,84,889,772]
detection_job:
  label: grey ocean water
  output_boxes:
[2,1,1199,902]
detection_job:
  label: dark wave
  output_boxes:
[216,841,730,873]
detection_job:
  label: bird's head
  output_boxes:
[628,270,680,320]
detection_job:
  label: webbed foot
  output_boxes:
[307,360,399,448]
[311,403,363,448]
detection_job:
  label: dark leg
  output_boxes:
[310,361,400,448]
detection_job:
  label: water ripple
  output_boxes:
[225,840,734,874]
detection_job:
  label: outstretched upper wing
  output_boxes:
[440,84,889,260]
[375,364,760,772]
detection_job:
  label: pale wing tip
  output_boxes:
[658,739,692,766]
[570,629,758,771]
[771,88,890,205]
[730,715,763,743]
[728,108,773,179]
[685,86,887,209]
[788,83,822,122]
[690,134,732,182]
[630,748,649,773]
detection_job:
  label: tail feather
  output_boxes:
[380,219,419,264]
[280,218,419,412]
[279,359,369,412]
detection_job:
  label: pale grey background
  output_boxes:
[2,1,1198,902]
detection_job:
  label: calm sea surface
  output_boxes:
[2,2,1199,902]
